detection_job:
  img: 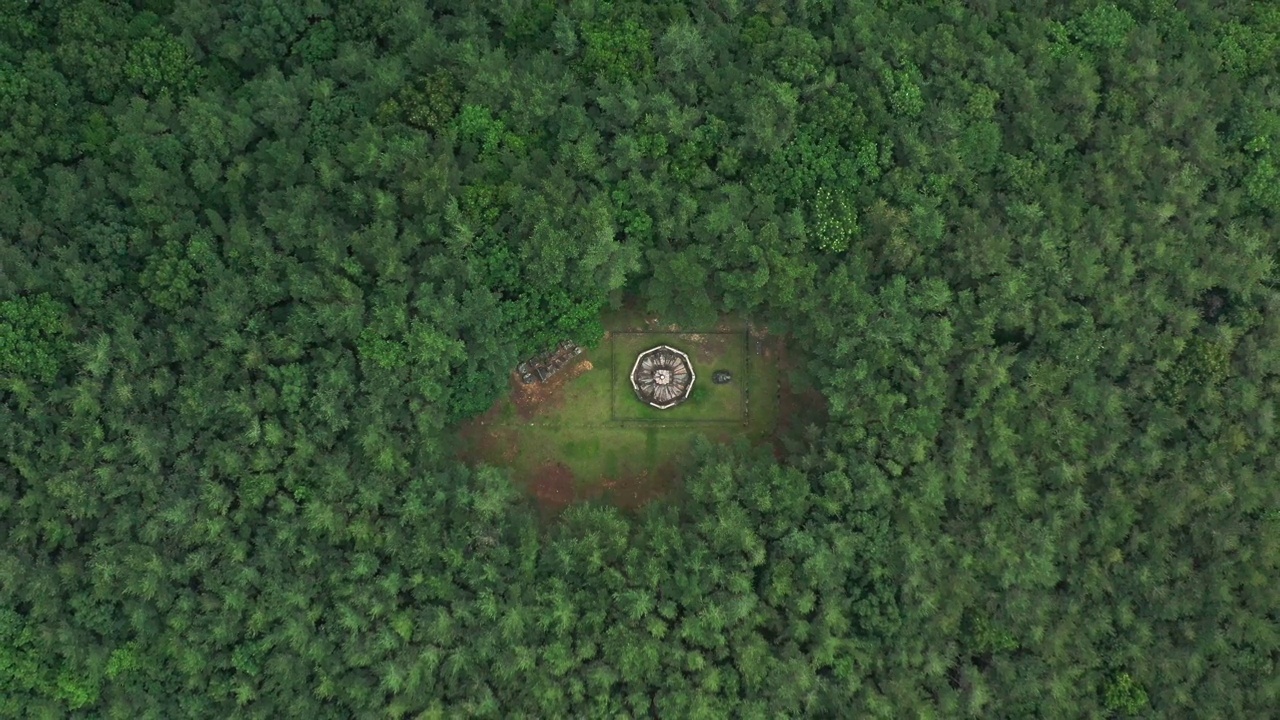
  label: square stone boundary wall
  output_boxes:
[609,330,750,425]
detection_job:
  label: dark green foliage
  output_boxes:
[498,0,557,48]
[293,19,337,65]
[2,0,1278,717]
[1157,333,1236,405]
[379,70,460,133]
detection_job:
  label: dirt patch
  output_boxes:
[509,357,592,420]
[464,393,509,428]
[524,461,680,514]
[691,332,735,357]
[529,462,576,511]
[456,425,518,467]
[520,463,680,515]
[584,461,678,510]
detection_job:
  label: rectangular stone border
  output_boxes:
[609,330,749,425]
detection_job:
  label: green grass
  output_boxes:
[456,312,785,499]
[610,331,746,422]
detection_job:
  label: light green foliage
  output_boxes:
[970,615,1019,654]
[356,327,407,369]
[140,232,217,312]
[0,608,45,708]
[1215,8,1280,80]
[407,322,467,400]
[884,65,925,118]
[358,311,465,404]
[123,28,198,97]
[1105,672,1149,715]
[812,186,857,253]
[0,294,70,382]
[1070,2,1136,51]
[456,104,504,154]
[1045,20,1079,60]
[1242,111,1280,213]
[579,18,654,83]
[0,608,98,712]
[105,643,143,680]
[455,104,523,157]
[753,130,874,206]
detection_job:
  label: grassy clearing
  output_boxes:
[610,331,746,422]
[455,311,786,507]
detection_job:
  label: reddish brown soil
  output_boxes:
[455,425,518,467]
[529,462,576,511]
[459,390,510,431]
[509,358,592,420]
[522,462,678,515]
[592,462,679,510]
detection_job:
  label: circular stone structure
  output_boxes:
[631,345,696,409]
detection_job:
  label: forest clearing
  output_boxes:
[4,1,1277,716]
[455,312,787,510]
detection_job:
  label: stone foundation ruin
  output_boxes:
[517,340,583,384]
[630,345,695,409]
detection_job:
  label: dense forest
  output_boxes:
[2,0,1279,716]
